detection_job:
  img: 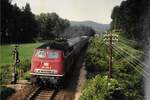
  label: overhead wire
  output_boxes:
[119,40,150,63]
[113,46,150,76]
[112,46,150,81]
[114,44,150,70]
[103,31,150,81]
[117,36,150,62]
[104,41,150,81]
[112,45,150,80]
[105,42,142,71]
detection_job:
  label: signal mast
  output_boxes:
[11,45,20,84]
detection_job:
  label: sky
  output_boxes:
[12,0,124,24]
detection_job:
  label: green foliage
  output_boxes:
[1,1,38,43]
[114,38,144,99]
[85,37,108,73]
[80,75,125,100]
[111,0,149,40]
[1,1,70,44]
[0,59,31,84]
[0,65,12,85]
[20,71,31,80]
[0,43,41,84]
[19,59,30,72]
[82,36,144,99]
[36,13,70,40]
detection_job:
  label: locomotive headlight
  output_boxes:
[44,63,49,67]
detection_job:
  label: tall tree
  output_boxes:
[1,2,38,43]
[1,0,13,43]
[19,3,38,42]
[36,12,70,40]
[111,0,149,41]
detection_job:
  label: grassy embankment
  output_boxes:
[0,43,42,66]
[0,43,42,84]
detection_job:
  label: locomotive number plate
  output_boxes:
[35,69,57,74]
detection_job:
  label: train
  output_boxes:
[30,36,89,86]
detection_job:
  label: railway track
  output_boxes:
[27,86,56,100]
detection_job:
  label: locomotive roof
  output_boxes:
[37,36,84,51]
[37,40,71,51]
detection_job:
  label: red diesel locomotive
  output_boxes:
[30,36,89,86]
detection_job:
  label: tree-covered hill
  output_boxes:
[71,21,110,33]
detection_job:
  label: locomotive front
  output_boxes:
[30,36,88,86]
[30,48,65,85]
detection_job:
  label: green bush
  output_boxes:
[18,59,31,80]
[85,37,108,73]
[0,65,12,85]
[83,36,144,99]
[20,71,31,80]
[80,75,125,100]
[0,59,31,85]
[19,59,30,72]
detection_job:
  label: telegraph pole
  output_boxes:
[103,30,118,78]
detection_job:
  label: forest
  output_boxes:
[1,0,95,44]
[1,0,70,43]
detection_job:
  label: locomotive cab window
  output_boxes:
[48,51,59,59]
[35,50,46,58]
